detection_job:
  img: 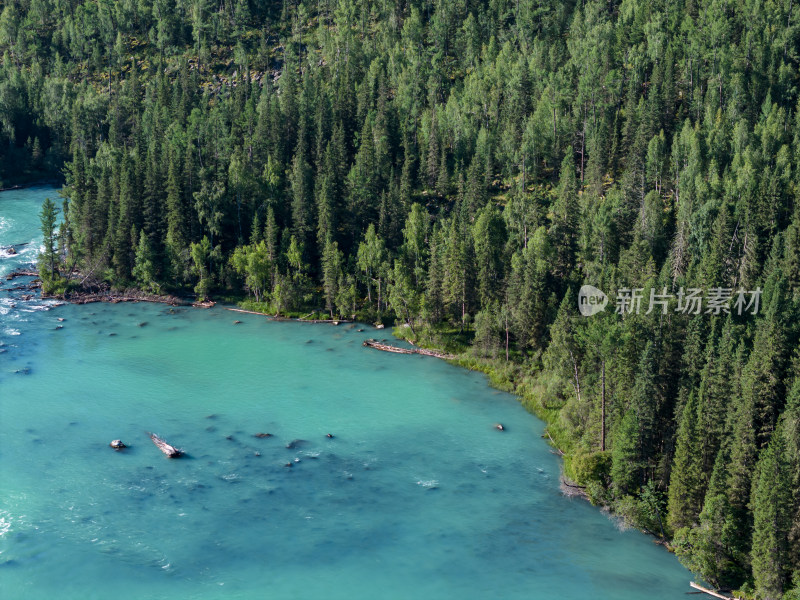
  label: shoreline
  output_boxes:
[4,266,644,529]
[10,275,591,491]
[0,179,62,193]
[11,278,677,557]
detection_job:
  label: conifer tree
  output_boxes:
[132,230,159,293]
[667,392,703,532]
[751,430,792,600]
[549,151,580,281]
[321,239,343,317]
[38,197,60,283]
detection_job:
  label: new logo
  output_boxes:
[578,285,608,316]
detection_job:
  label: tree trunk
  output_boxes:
[569,348,581,406]
[505,313,510,362]
[601,359,606,452]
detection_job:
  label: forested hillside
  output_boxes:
[2,0,800,596]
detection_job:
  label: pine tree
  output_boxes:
[423,226,446,324]
[667,392,704,532]
[132,230,159,293]
[611,409,642,497]
[38,197,60,283]
[290,140,314,251]
[443,213,476,330]
[113,155,135,279]
[321,239,343,317]
[509,227,550,351]
[781,379,800,577]
[165,147,188,283]
[676,448,745,589]
[549,151,580,281]
[741,294,788,449]
[725,372,758,568]
[472,203,507,308]
[751,430,792,600]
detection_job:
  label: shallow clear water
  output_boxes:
[1,187,691,599]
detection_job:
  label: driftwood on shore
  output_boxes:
[223,307,351,324]
[148,432,182,458]
[543,430,566,456]
[225,307,270,316]
[2,283,40,292]
[689,582,741,600]
[560,476,590,500]
[362,339,456,360]
[57,290,186,306]
[297,317,348,324]
[5,269,39,281]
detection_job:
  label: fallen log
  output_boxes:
[297,318,348,324]
[45,288,186,306]
[362,339,456,360]
[2,283,40,291]
[225,307,270,316]
[544,430,566,456]
[5,269,38,280]
[689,582,740,600]
[148,432,182,458]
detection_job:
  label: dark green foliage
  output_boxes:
[38,197,60,286]
[751,431,793,600]
[6,0,800,593]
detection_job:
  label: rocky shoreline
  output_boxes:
[47,288,189,306]
[2,269,202,307]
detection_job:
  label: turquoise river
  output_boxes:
[1,186,692,599]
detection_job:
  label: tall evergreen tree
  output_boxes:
[751,431,793,600]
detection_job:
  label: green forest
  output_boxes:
[2,0,800,596]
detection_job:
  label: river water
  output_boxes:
[0,186,691,599]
